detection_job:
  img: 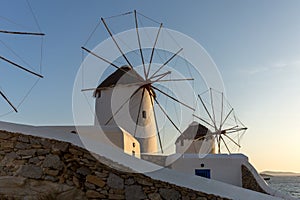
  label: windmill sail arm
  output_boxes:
[192,114,215,129]
[220,135,231,154]
[222,133,241,148]
[0,56,43,78]
[0,90,18,112]
[134,10,146,78]
[146,23,163,79]
[0,30,45,36]
[101,17,133,68]
[198,94,217,129]
[104,86,143,125]
[149,47,183,79]
[152,86,195,111]
[151,71,171,82]
[154,98,182,134]
[155,78,194,83]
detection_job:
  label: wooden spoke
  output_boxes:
[0,56,43,78]
[155,78,194,83]
[154,98,182,134]
[209,88,217,131]
[198,94,217,130]
[82,46,144,82]
[0,30,45,36]
[149,48,183,79]
[81,47,120,70]
[222,133,241,148]
[152,86,195,111]
[134,10,146,78]
[192,114,215,129]
[220,108,234,129]
[101,17,133,68]
[219,92,224,129]
[220,135,231,154]
[146,23,163,79]
[105,86,143,125]
[222,125,238,132]
[0,90,17,112]
[151,71,171,82]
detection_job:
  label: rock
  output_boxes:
[108,193,125,199]
[76,166,91,176]
[136,177,153,186]
[31,144,42,148]
[0,132,11,139]
[57,188,86,200]
[86,190,105,198]
[86,175,105,187]
[0,176,26,187]
[72,176,80,188]
[125,177,135,185]
[52,143,69,153]
[42,154,64,170]
[16,149,36,156]
[107,173,124,189]
[95,171,108,178]
[44,175,58,182]
[29,137,40,145]
[125,185,146,200]
[37,149,50,156]
[66,179,74,186]
[6,151,18,159]
[17,135,29,143]
[195,197,207,200]
[1,142,14,149]
[17,165,43,179]
[15,142,30,149]
[149,193,162,200]
[28,157,40,164]
[69,147,83,156]
[84,182,96,190]
[44,168,60,176]
[39,139,52,148]
[21,155,33,159]
[159,188,181,200]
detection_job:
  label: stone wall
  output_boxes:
[241,165,267,194]
[0,130,229,200]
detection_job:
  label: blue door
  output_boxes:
[195,169,211,179]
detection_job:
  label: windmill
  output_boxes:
[80,10,197,154]
[0,1,44,113]
[193,88,247,154]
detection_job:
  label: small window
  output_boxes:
[180,139,184,146]
[142,111,146,119]
[195,169,211,179]
[133,142,135,148]
[132,150,135,156]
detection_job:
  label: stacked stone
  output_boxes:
[241,165,267,194]
[0,130,229,200]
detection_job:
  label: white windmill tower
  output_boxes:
[93,65,158,154]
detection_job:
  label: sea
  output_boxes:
[266,176,300,199]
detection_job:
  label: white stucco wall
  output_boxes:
[167,153,248,187]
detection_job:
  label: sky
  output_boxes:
[0,0,300,173]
